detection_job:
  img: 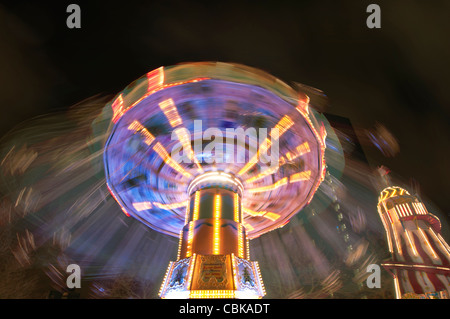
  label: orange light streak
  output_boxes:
[192,191,200,221]
[152,142,192,178]
[238,223,244,258]
[285,141,310,161]
[132,201,153,211]
[405,230,418,256]
[244,165,279,184]
[289,170,312,183]
[237,115,293,176]
[247,177,288,193]
[234,193,240,222]
[418,228,438,259]
[159,98,183,127]
[153,200,188,210]
[213,194,221,255]
[243,207,281,221]
[111,94,125,123]
[146,67,164,92]
[186,221,194,257]
[189,290,235,299]
[127,120,155,145]
[174,128,203,173]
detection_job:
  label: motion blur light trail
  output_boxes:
[103,62,333,298]
[103,62,327,240]
[0,62,410,298]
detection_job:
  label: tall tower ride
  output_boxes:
[102,62,328,299]
[377,186,450,298]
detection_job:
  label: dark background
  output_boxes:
[0,0,449,218]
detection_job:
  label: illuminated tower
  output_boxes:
[103,62,327,299]
[159,172,264,298]
[377,186,450,299]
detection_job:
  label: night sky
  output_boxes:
[1,0,449,219]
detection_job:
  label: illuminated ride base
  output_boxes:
[160,172,264,299]
[102,62,327,298]
[377,186,450,299]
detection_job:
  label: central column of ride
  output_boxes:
[159,172,265,299]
